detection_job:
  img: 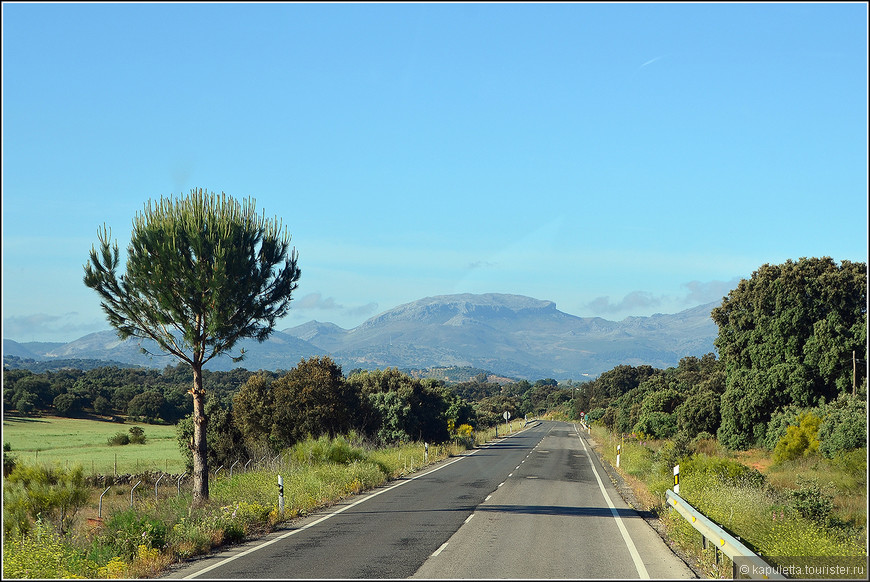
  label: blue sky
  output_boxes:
[2,2,868,344]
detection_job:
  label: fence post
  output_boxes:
[177,472,188,495]
[155,473,165,499]
[230,459,239,477]
[99,486,111,518]
[131,480,141,508]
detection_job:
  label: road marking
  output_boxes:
[432,542,449,557]
[182,453,473,579]
[464,514,474,524]
[574,424,650,579]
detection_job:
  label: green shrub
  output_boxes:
[633,411,678,439]
[585,407,606,423]
[128,426,146,444]
[765,404,809,450]
[773,412,821,463]
[108,431,130,446]
[818,394,866,458]
[679,454,766,489]
[98,508,167,560]
[655,432,692,469]
[288,435,367,466]
[3,442,17,475]
[2,462,90,536]
[789,478,834,525]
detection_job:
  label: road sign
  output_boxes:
[503,411,511,421]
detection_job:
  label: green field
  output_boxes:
[2,415,185,474]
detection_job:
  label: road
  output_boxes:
[162,420,695,579]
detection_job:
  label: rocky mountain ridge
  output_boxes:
[4,293,720,380]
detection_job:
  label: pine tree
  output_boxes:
[84,188,300,503]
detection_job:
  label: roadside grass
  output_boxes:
[3,415,185,474]
[587,425,867,578]
[3,423,521,579]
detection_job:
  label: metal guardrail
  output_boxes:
[666,489,786,579]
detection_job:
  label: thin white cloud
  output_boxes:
[681,278,741,305]
[291,293,379,322]
[295,293,342,311]
[585,291,663,314]
[639,55,664,69]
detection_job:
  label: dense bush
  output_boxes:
[634,411,677,439]
[96,508,168,560]
[788,478,834,524]
[288,434,367,466]
[678,454,766,489]
[817,393,866,458]
[128,426,146,444]
[773,412,822,463]
[676,389,720,438]
[108,431,130,446]
[2,463,90,537]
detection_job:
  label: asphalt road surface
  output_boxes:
[162,420,695,579]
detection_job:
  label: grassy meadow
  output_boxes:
[2,415,185,475]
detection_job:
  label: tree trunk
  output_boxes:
[191,363,209,505]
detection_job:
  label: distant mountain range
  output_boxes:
[3,293,721,380]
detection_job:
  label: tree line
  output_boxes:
[572,257,866,460]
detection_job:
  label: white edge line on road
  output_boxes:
[183,452,474,579]
[432,541,449,557]
[464,514,474,524]
[574,423,650,579]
